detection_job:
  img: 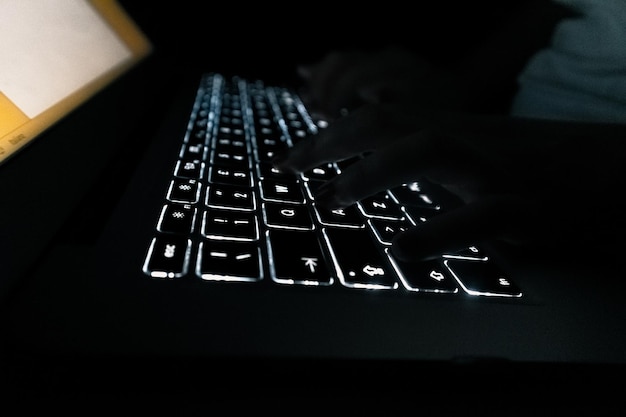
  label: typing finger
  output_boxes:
[312,129,494,209]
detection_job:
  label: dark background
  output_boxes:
[119,1,532,84]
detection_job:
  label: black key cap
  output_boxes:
[202,209,259,241]
[266,230,333,286]
[180,143,207,160]
[257,162,297,182]
[323,227,398,290]
[174,159,204,179]
[314,203,364,229]
[211,150,250,169]
[401,205,441,224]
[197,240,262,282]
[262,202,314,230]
[143,235,192,279]
[302,163,338,181]
[358,191,405,220]
[206,184,255,211]
[443,245,488,261]
[208,163,253,187]
[368,218,412,245]
[167,178,200,204]
[213,136,248,154]
[444,259,522,298]
[386,249,458,294]
[260,179,305,203]
[157,203,197,235]
[390,182,442,210]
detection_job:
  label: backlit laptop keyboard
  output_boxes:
[142,73,522,298]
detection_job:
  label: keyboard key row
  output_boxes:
[143,229,522,297]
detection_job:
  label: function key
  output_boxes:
[157,203,197,235]
[167,178,201,204]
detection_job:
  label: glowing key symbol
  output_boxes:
[429,270,444,281]
[301,257,318,273]
[164,244,176,258]
[498,277,511,287]
[281,208,296,217]
[363,264,385,277]
[408,182,421,192]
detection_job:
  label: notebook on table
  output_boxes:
[1,0,624,404]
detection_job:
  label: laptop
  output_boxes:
[1,0,625,407]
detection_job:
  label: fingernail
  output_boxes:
[391,233,439,262]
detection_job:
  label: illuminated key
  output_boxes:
[197,241,262,282]
[266,229,332,286]
[324,228,398,290]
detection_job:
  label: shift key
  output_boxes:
[323,227,398,290]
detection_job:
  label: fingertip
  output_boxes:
[389,238,412,262]
[391,228,443,262]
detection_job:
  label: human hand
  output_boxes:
[273,104,626,262]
